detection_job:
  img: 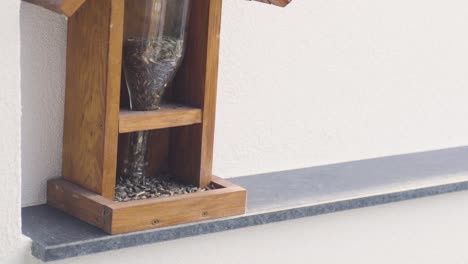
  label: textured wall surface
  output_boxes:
[214,0,468,177]
[20,3,66,207]
[0,0,24,261]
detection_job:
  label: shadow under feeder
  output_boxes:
[24,0,292,234]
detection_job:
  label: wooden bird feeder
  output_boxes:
[24,0,292,234]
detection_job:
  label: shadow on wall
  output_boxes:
[20,2,67,207]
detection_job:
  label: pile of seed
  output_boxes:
[114,173,218,202]
[123,37,184,111]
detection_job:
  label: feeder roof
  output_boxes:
[23,0,86,16]
[250,0,292,7]
[24,0,292,17]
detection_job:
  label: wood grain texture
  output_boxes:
[145,129,171,176]
[47,179,113,233]
[102,0,125,198]
[119,104,202,133]
[47,177,246,234]
[169,0,223,188]
[111,186,246,234]
[62,0,123,198]
[23,0,87,16]
[252,0,292,7]
[23,0,292,16]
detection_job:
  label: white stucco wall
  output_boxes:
[214,0,468,177]
[3,0,468,263]
[20,4,66,207]
[0,0,25,262]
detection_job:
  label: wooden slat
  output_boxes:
[211,175,241,188]
[23,0,292,17]
[47,179,113,233]
[252,0,292,7]
[110,186,246,234]
[23,0,87,16]
[102,0,125,198]
[169,0,223,187]
[62,0,123,198]
[47,177,246,234]
[119,104,202,133]
[145,129,171,175]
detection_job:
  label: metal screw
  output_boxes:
[201,212,209,217]
[152,219,160,225]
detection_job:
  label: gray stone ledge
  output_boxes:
[23,146,468,262]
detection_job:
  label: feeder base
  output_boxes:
[47,177,246,234]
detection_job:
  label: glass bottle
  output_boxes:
[119,0,190,185]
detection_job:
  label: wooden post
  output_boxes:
[61,0,124,199]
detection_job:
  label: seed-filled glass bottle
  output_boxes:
[123,0,190,110]
[119,0,191,185]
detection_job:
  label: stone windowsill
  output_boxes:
[22,146,468,262]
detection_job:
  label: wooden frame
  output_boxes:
[22,0,248,234]
[60,0,124,199]
[56,0,225,198]
[23,0,292,234]
[48,176,246,234]
[119,104,202,133]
